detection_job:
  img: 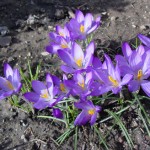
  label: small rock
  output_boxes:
[21,134,28,142]
[41,51,49,56]
[110,16,116,21]
[0,36,11,47]
[132,24,137,28]
[54,9,65,19]
[0,26,9,36]
[101,12,107,15]
[140,25,149,30]
[27,15,38,25]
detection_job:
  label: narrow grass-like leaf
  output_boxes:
[94,125,109,150]
[106,110,134,149]
[37,115,67,125]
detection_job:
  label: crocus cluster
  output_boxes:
[1,10,150,126]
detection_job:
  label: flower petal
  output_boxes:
[141,81,150,97]
[76,10,84,23]
[90,112,97,125]
[58,50,76,67]
[121,74,133,85]
[32,80,46,94]
[4,63,13,80]
[74,110,90,126]
[61,65,75,73]
[52,108,63,119]
[138,34,150,48]
[84,13,93,31]
[128,80,140,92]
[122,42,132,59]
[72,42,84,64]
[24,92,40,103]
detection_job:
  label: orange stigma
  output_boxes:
[108,76,119,87]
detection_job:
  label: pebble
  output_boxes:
[41,51,49,56]
[54,9,65,19]
[0,26,9,36]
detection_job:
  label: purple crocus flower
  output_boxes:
[0,63,22,100]
[116,42,145,76]
[46,25,73,54]
[74,100,101,126]
[138,34,150,51]
[116,43,150,96]
[69,71,93,98]
[58,41,94,73]
[92,54,132,95]
[51,74,74,101]
[24,74,59,109]
[67,10,101,40]
[52,108,63,119]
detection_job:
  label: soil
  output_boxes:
[0,0,150,149]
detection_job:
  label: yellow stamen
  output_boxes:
[59,32,64,37]
[6,81,14,90]
[40,91,49,99]
[88,109,95,115]
[108,76,119,87]
[80,25,84,33]
[60,83,66,92]
[137,69,143,80]
[78,80,85,89]
[75,58,82,67]
[61,44,68,49]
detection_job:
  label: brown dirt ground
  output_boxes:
[0,0,150,149]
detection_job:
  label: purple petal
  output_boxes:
[61,65,75,73]
[72,42,84,63]
[85,71,93,85]
[92,57,102,68]
[0,77,12,91]
[136,45,145,56]
[122,42,132,59]
[87,16,101,34]
[4,63,13,79]
[142,51,150,74]
[141,81,150,97]
[121,74,133,85]
[138,34,150,48]
[13,69,21,91]
[32,80,46,94]
[74,110,90,126]
[52,108,63,119]
[105,54,115,77]
[33,99,49,109]
[46,74,54,98]
[76,10,84,23]
[129,51,142,71]
[115,55,128,66]
[128,80,140,92]
[84,13,93,31]
[24,92,40,103]
[58,50,76,67]
[90,112,97,125]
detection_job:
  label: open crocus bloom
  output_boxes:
[46,25,73,54]
[116,43,150,96]
[58,41,94,73]
[74,100,101,126]
[70,71,93,98]
[67,10,101,40]
[0,63,22,100]
[92,54,132,95]
[24,74,59,109]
